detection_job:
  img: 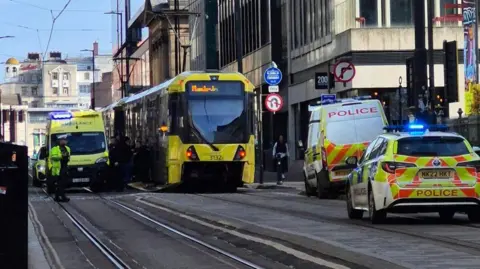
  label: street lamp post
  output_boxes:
[81,48,96,109]
[105,11,124,99]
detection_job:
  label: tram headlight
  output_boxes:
[234,146,246,160]
[186,146,199,161]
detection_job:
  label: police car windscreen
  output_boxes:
[51,132,106,155]
[325,104,384,145]
[397,136,469,156]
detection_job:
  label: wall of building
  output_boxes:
[42,63,79,108]
[130,38,151,88]
[94,72,114,108]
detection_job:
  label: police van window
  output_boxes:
[397,136,469,156]
[326,121,357,144]
[354,116,385,143]
[308,123,320,147]
[359,138,380,164]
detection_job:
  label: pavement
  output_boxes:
[28,209,50,269]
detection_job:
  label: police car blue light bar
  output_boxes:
[383,124,449,133]
[49,111,73,120]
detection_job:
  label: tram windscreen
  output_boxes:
[186,81,246,144]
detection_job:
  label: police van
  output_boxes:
[303,96,388,198]
[45,110,109,193]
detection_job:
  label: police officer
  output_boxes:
[50,135,71,202]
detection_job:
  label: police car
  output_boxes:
[345,124,480,224]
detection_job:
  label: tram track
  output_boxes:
[39,187,266,269]
[192,192,480,255]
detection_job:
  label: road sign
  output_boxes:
[321,94,336,104]
[333,61,356,83]
[265,93,283,112]
[315,72,329,90]
[268,85,279,93]
[264,67,282,85]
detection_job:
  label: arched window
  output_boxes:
[5,67,9,72]
[12,67,17,72]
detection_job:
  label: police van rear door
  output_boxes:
[323,101,385,180]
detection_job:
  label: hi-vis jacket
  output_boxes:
[49,145,71,176]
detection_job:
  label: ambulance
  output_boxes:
[45,110,109,194]
[303,96,388,198]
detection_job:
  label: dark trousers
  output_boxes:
[55,171,68,199]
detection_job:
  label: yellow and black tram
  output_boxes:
[102,71,256,191]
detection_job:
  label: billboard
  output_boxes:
[463,0,478,115]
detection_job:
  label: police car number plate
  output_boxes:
[72,178,90,183]
[419,170,453,179]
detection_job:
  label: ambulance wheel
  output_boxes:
[316,171,330,199]
[368,188,386,224]
[468,211,480,223]
[304,175,315,197]
[346,185,363,219]
[438,210,455,221]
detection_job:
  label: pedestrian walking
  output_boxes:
[50,135,71,202]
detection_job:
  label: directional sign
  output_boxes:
[265,93,283,112]
[321,94,336,104]
[333,61,356,83]
[315,72,329,90]
[264,67,283,85]
[268,85,279,93]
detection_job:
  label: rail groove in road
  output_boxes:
[76,187,266,269]
[41,189,132,269]
[195,193,480,254]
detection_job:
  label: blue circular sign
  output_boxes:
[264,67,282,85]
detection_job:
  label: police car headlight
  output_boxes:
[95,157,108,164]
[38,165,45,173]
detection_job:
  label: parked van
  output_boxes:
[302,97,388,198]
[45,110,109,193]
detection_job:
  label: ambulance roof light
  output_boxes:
[49,111,73,120]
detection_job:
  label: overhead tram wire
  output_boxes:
[42,0,73,63]
[8,0,104,13]
[1,22,107,32]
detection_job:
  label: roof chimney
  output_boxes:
[93,42,99,56]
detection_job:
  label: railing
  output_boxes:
[447,116,480,146]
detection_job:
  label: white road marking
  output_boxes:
[136,198,350,269]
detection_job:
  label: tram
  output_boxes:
[102,71,256,191]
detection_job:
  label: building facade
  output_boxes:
[285,0,466,159]
[1,54,42,107]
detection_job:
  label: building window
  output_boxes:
[52,87,58,95]
[5,67,9,72]
[19,74,25,82]
[22,101,28,105]
[31,86,38,96]
[63,73,69,80]
[52,72,58,80]
[12,67,17,73]
[21,86,28,96]
[84,72,90,80]
[63,87,69,95]
[440,0,456,16]
[360,0,378,27]
[79,85,91,93]
[391,0,413,26]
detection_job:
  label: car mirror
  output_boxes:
[346,156,358,166]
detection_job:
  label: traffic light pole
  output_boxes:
[414,0,428,112]
[427,0,435,109]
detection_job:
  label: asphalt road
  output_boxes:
[29,185,480,269]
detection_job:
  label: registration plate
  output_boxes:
[335,170,350,176]
[72,178,90,183]
[210,154,223,161]
[419,170,453,179]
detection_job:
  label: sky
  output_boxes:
[0,0,144,82]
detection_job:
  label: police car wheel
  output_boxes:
[368,189,386,224]
[346,185,363,219]
[467,211,480,223]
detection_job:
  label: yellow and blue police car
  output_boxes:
[345,124,480,224]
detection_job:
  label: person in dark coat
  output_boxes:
[133,141,151,183]
[108,137,121,191]
[272,135,289,184]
